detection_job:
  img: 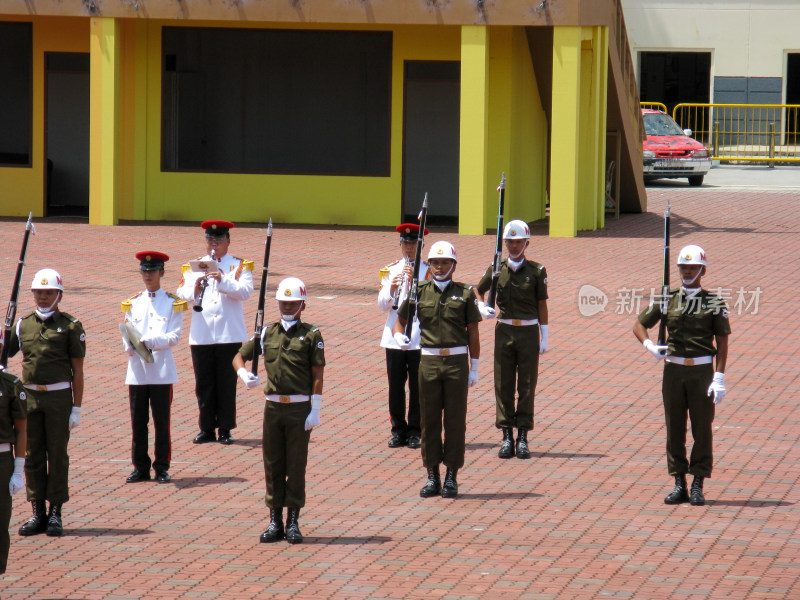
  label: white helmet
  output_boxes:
[275,277,307,301]
[676,245,707,266]
[427,241,457,262]
[31,268,64,291]
[503,220,530,240]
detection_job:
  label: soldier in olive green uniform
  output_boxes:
[6,269,85,537]
[233,277,324,544]
[634,245,730,506]
[476,220,549,460]
[394,241,481,499]
[0,369,27,574]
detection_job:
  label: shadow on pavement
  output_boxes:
[457,492,543,500]
[708,499,794,508]
[66,527,152,536]
[302,536,393,545]
[171,476,248,489]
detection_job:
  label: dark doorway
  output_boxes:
[638,52,711,116]
[45,52,90,217]
[402,61,460,227]
[786,54,800,144]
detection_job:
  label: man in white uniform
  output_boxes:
[122,251,186,483]
[177,221,254,445]
[377,223,428,449]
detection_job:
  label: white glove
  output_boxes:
[126,347,136,357]
[140,335,155,350]
[643,339,668,360]
[305,394,322,430]
[539,324,549,354]
[477,301,496,319]
[9,457,24,495]
[394,332,411,350]
[68,406,82,430]
[707,372,726,404]
[467,358,479,388]
[237,367,261,388]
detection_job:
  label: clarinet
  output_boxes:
[193,248,216,313]
[390,258,408,311]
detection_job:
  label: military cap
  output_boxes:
[135,250,169,271]
[201,220,235,238]
[396,223,430,242]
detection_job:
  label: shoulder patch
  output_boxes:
[239,259,255,271]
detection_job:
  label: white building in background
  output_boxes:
[622,1,800,112]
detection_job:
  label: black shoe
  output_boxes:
[498,427,515,459]
[441,467,459,498]
[126,469,151,483]
[218,429,234,445]
[516,429,531,459]
[388,433,407,448]
[193,430,216,444]
[156,470,171,484]
[664,474,689,505]
[419,466,441,498]
[285,508,303,544]
[690,476,705,506]
[260,508,285,543]
[46,502,63,537]
[19,500,48,536]
[407,435,421,449]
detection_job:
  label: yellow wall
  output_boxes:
[137,22,460,225]
[0,17,90,218]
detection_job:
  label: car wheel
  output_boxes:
[688,175,704,187]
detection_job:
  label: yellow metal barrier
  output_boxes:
[640,102,667,113]
[673,103,800,163]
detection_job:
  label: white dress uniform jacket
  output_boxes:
[378,259,429,350]
[176,253,254,345]
[122,289,186,385]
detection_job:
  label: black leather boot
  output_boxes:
[498,427,515,459]
[285,508,303,544]
[19,500,47,536]
[46,502,63,537]
[419,466,441,498]
[516,429,531,459]
[690,476,705,506]
[260,508,285,543]
[441,467,458,498]
[664,475,689,505]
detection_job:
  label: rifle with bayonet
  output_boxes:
[1,213,35,369]
[657,199,671,346]
[485,172,506,308]
[404,193,429,339]
[251,219,273,377]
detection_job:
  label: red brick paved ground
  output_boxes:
[0,184,798,599]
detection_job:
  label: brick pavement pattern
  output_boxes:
[0,186,798,599]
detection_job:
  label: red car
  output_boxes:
[642,108,711,186]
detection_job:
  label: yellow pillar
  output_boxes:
[459,25,490,235]
[89,17,120,225]
[593,27,609,230]
[549,27,581,237]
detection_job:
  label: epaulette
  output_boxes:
[181,263,191,274]
[60,312,80,324]
[121,292,143,313]
[234,257,254,271]
[379,259,401,280]
[0,370,21,386]
[167,292,189,313]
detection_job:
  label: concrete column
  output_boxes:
[549,27,581,237]
[459,25,490,235]
[89,17,120,225]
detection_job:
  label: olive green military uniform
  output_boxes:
[239,321,325,509]
[477,259,548,430]
[0,371,26,574]
[399,281,482,470]
[638,289,730,478]
[6,311,86,503]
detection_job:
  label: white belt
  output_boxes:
[266,394,310,404]
[421,346,468,357]
[24,382,71,392]
[497,318,539,327]
[665,355,713,366]
[0,443,11,453]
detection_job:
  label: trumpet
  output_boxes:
[193,248,216,313]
